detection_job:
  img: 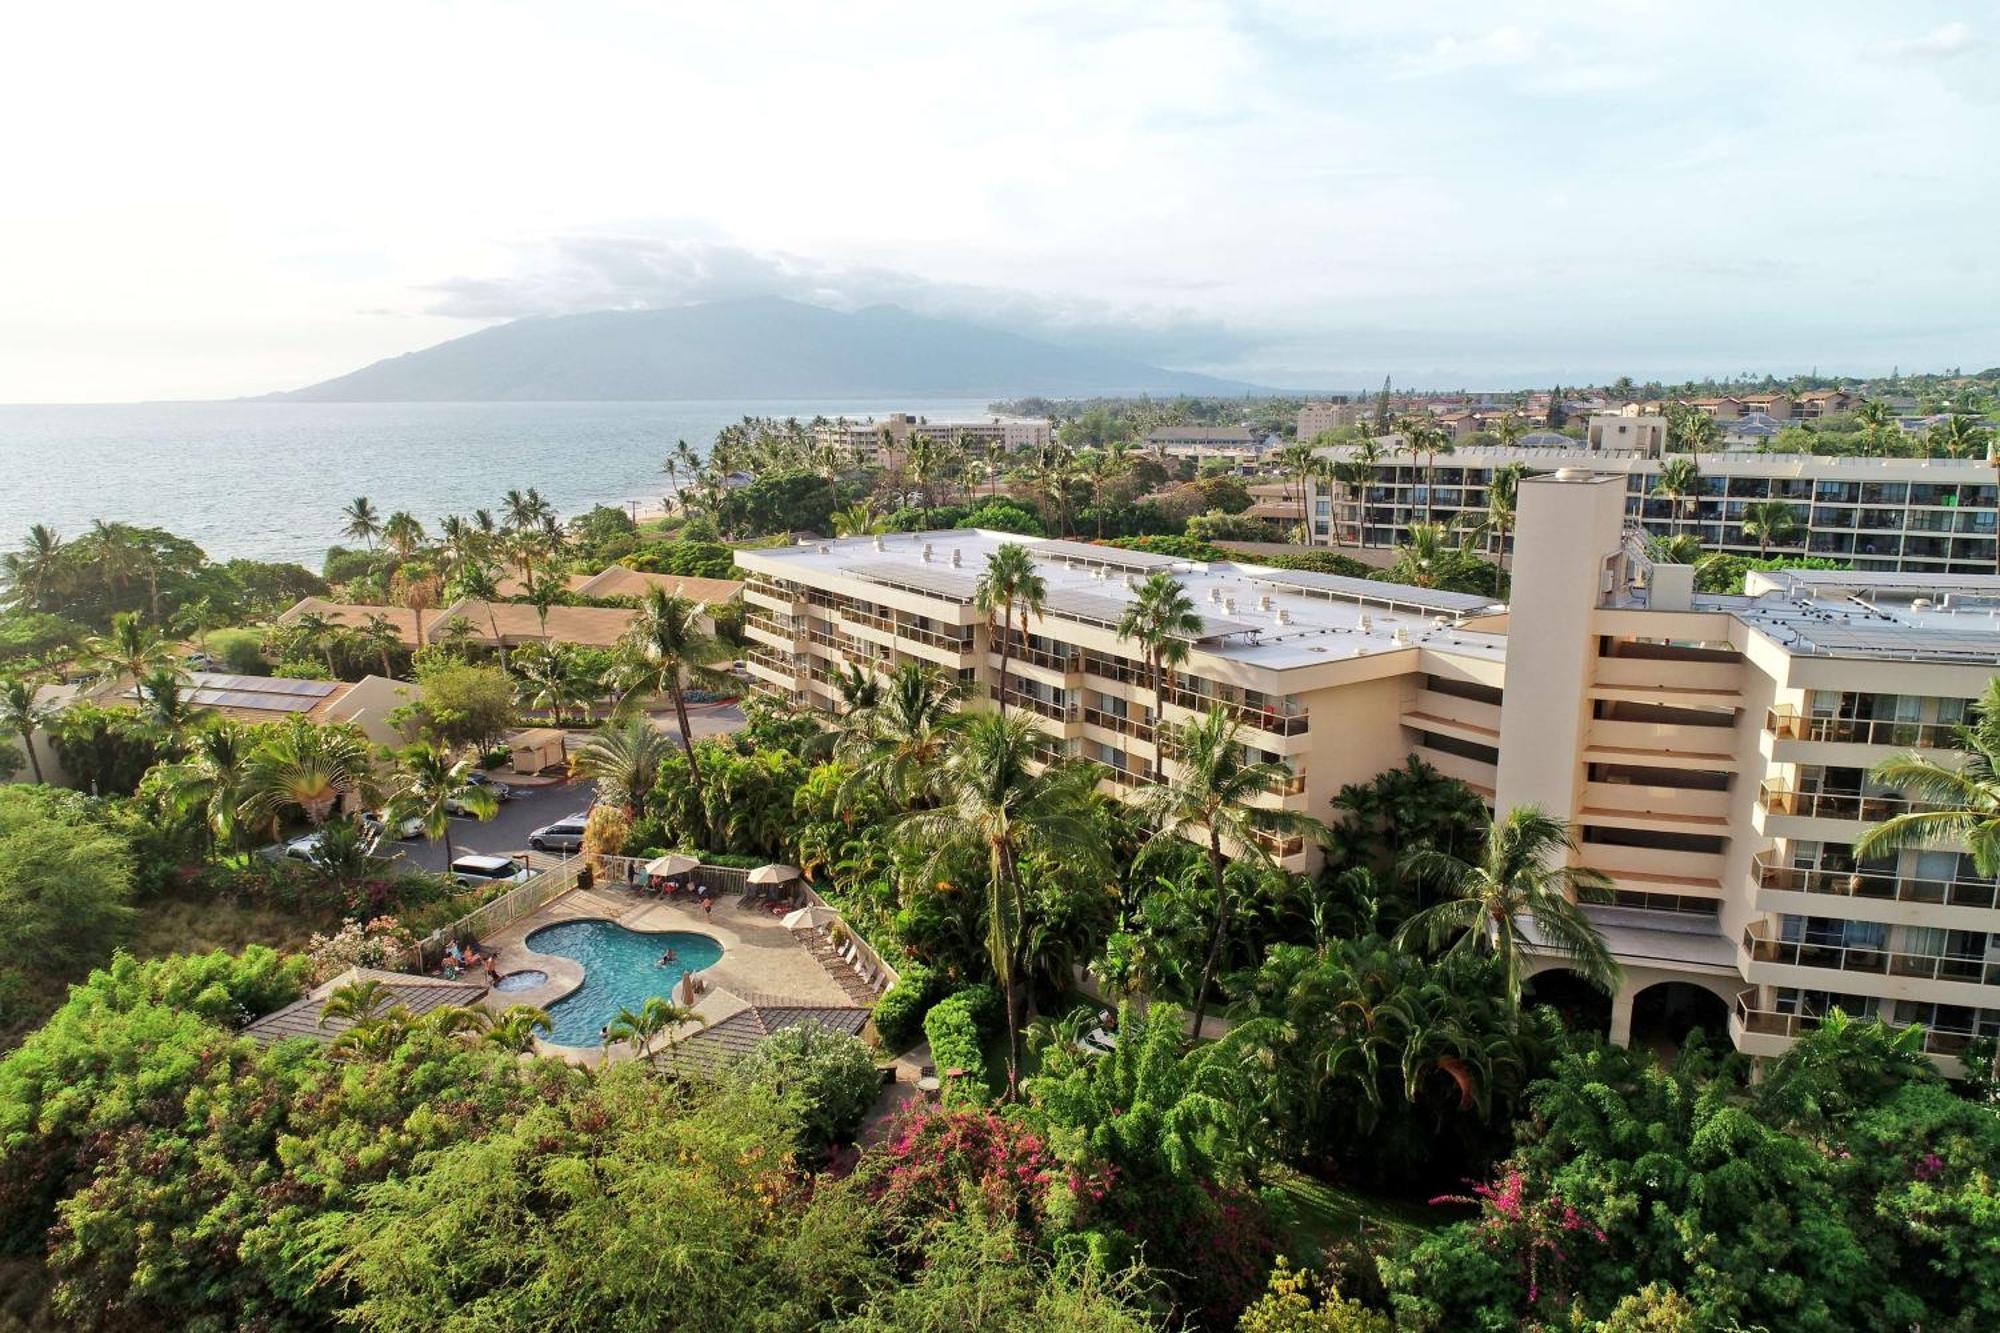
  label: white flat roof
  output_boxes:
[1731,571,2000,663]
[748,529,1509,668]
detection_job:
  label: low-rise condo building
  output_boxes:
[813,413,1052,467]
[1297,399,1364,439]
[1308,444,2000,574]
[738,475,2000,1073]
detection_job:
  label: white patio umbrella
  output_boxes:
[781,905,839,930]
[747,864,800,885]
[645,853,700,877]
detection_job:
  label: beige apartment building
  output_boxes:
[1308,443,2000,575]
[738,477,2000,1072]
[813,413,1052,467]
[1297,399,1364,439]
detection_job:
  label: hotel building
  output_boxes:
[737,473,2000,1072]
[1309,440,2000,575]
[813,413,1052,467]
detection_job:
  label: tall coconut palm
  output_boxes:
[973,543,1046,717]
[1394,805,1619,1011]
[132,669,211,750]
[383,742,497,871]
[615,588,731,822]
[287,610,343,677]
[1928,412,1991,460]
[1475,462,1526,594]
[83,611,180,684]
[570,719,675,816]
[1495,412,1527,448]
[1,524,65,612]
[381,512,426,560]
[835,662,965,807]
[356,613,403,678]
[1854,679,2000,876]
[240,715,380,836]
[605,995,702,1060]
[1133,706,1327,1036]
[1853,398,1899,457]
[153,719,254,855]
[341,497,383,551]
[894,711,1111,1097]
[1669,404,1720,465]
[1397,414,1455,526]
[0,675,51,783]
[1651,456,1701,539]
[1334,438,1384,547]
[1277,440,1318,533]
[1115,572,1201,780]
[1740,498,1802,557]
[446,561,510,668]
[391,567,442,650]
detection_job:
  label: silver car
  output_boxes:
[527,813,591,853]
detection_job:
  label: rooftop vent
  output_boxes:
[1209,587,1222,604]
[1275,608,1291,626]
[873,536,885,552]
[922,544,934,563]
[1392,627,1411,646]
[950,548,962,568]
[1258,594,1273,611]
[1357,614,1373,634]
[1223,597,1237,614]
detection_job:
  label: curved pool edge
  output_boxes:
[517,918,726,1053]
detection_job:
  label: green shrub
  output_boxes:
[923,984,1003,1106]
[954,500,1046,536]
[701,851,765,870]
[730,1022,880,1152]
[203,627,268,674]
[873,963,943,1051]
[1259,550,1375,579]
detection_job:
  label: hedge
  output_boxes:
[922,983,1003,1107]
[872,963,943,1052]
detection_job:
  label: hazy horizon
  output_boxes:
[4,3,1994,403]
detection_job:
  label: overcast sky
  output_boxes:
[2,2,1993,401]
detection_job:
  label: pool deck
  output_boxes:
[478,883,860,1066]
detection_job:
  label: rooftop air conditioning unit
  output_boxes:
[922,544,934,563]
[1275,608,1291,626]
[950,549,962,568]
[1223,597,1236,614]
[1357,614,1373,633]
[873,536,885,552]
[1392,627,1411,646]
[1209,587,1222,603]
[1258,595,1273,611]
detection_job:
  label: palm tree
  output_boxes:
[319,977,395,1027]
[1854,398,1899,457]
[482,1005,554,1052]
[240,714,380,835]
[1,525,65,612]
[83,611,180,684]
[1651,456,1701,539]
[357,613,403,678]
[381,512,426,560]
[1495,413,1527,448]
[1277,440,1318,533]
[605,995,701,1060]
[616,588,732,822]
[1397,414,1455,525]
[391,567,442,650]
[1394,805,1619,1010]
[835,662,964,807]
[1475,462,1526,594]
[342,498,384,550]
[570,719,674,816]
[830,501,885,537]
[1115,572,1201,780]
[446,561,511,663]
[153,719,253,854]
[894,711,1111,1096]
[1854,680,2000,876]
[383,742,497,870]
[1927,412,1991,460]
[1335,437,1384,547]
[132,668,210,749]
[1133,706,1326,1036]
[0,675,51,783]
[1740,499,1802,557]
[1668,404,1719,465]
[287,610,343,677]
[1386,521,1474,590]
[973,543,1046,717]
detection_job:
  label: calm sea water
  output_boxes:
[0,398,994,566]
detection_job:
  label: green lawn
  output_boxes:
[1265,1167,1448,1257]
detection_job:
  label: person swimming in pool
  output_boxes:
[658,947,678,966]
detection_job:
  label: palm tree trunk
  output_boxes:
[996,838,1026,1100]
[994,620,1012,716]
[442,821,455,872]
[1189,832,1231,1038]
[668,682,709,839]
[20,728,42,784]
[488,608,508,671]
[1149,655,1165,783]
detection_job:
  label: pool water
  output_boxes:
[527,920,723,1048]
[492,969,548,993]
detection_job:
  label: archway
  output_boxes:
[1523,969,1611,1038]
[1629,981,1729,1055]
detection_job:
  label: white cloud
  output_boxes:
[1396,25,1541,77]
[1888,21,1978,60]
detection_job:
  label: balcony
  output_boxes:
[1082,705,1152,740]
[1163,685,1309,737]
[1001,689,1080,725]
[1732,989,1978,1062]
[1741,922,2000,987]
[1757,782,1925,823]
[1765,707,1962,750]
[1753,855,2000,911]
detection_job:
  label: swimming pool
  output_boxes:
[526,920,723,1048]
[492,969,548,993]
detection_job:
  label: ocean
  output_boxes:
[0,398,996,567]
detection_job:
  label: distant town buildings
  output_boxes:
[813,413,1051,467]
[1143,424,1270,470]
[1297,398,1365,439]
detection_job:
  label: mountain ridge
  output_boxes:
[273,297,1263,401]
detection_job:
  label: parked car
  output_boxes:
[282,826,383,862]
[363,810,426,841]
[527,813,591,853]
[450,854,533,888]
[465,772,514,801]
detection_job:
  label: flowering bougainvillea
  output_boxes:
[867,1105,1113,1240]
[1432,1167,1606,1307]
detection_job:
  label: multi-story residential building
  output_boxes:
[1310,444,2000,575]
[1144,425,1271,470]
[813,413,1052,467]
[737,476,2000,1072]
[1297,399,1363,439]
[1585,413,1668,455]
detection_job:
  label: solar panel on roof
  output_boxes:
[1238,565,1498,614]
[1028,538,1185,572]
[845,560,983,600]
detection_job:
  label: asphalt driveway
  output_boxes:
[383,778,599,874]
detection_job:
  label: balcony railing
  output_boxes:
[1757,783,1928,822]
[745,612,799,641]
[1082,705,1152,739]
[744,576,798,603]
[1002,690,1079,724]
[1251,827,1308,860]
[1765,707,1962,749]
[1753,855,2000,910]
[744,647,797,677]
[1742,924,2000,986]
[995,631,1081,674]
[1164,685,1310,736]
[1080,651,1148,686]
[838,606,976,656]
[1733,990,1979,1058]
[1159,736,1304,796]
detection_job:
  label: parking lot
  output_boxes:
[381,778,599,875]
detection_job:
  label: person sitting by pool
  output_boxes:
[658,947,678,966]
[445,940,465,966]
[483,957,500,983]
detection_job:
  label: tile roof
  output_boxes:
[240,967,488,1045]
[430,599,640,648]
[571,567,745,605]
[654,1004,871,1076]
[275,598,427,646]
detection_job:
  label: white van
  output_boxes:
[450,854,532,887]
